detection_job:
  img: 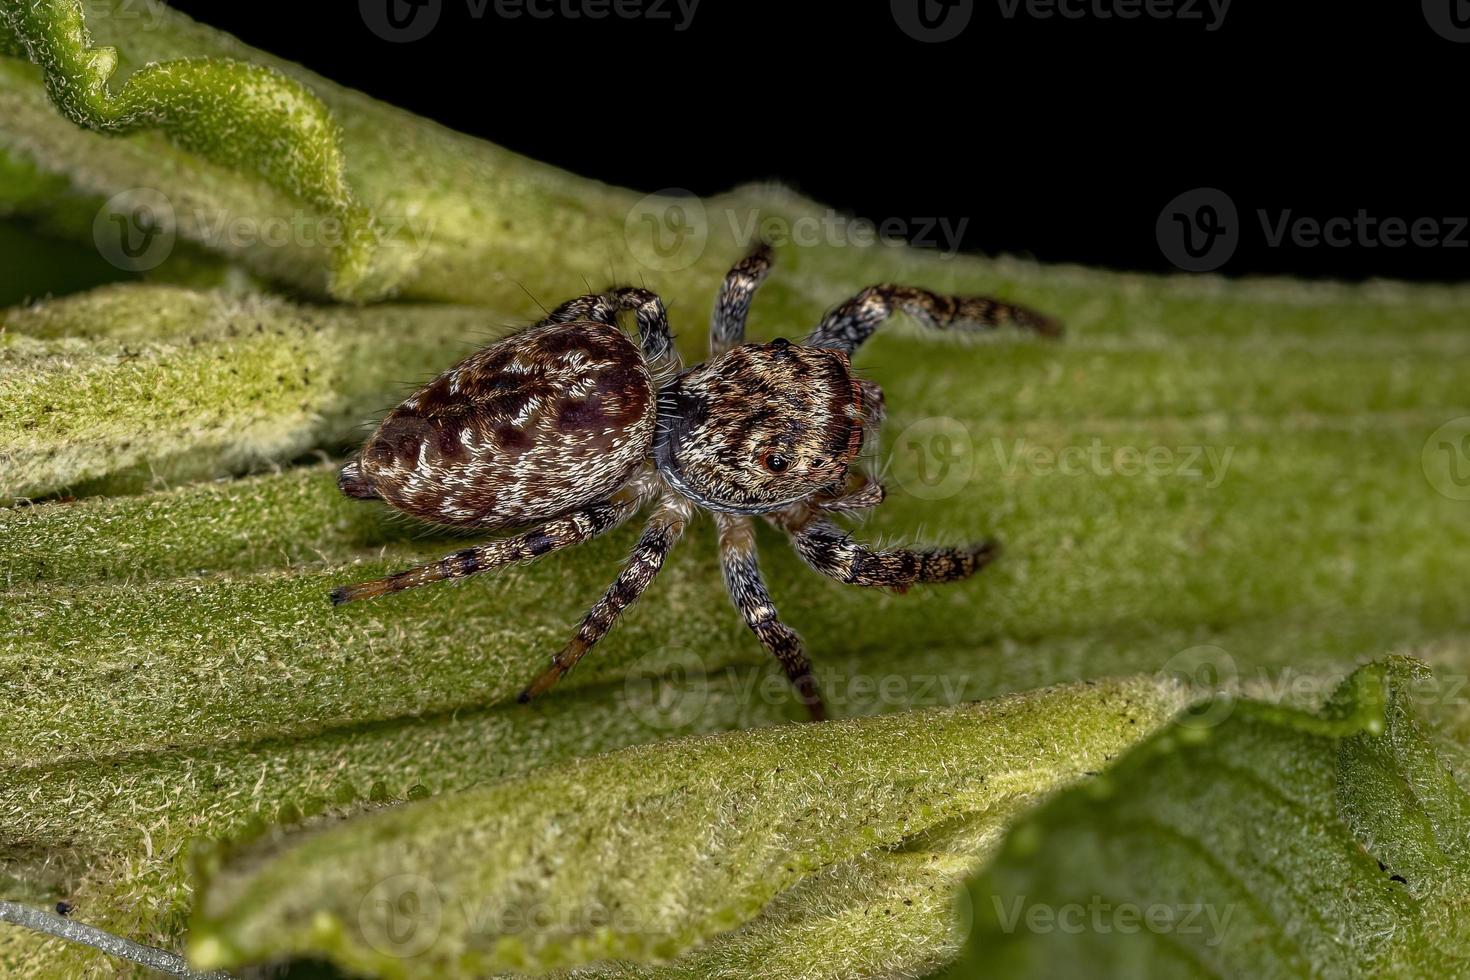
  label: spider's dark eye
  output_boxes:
[761,451,790,473]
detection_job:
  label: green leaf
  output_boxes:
[6,258,1470,972]
[1,285,510,500]
[943,658,1470,978]
[0,0,379,298]
[0,0,644,303]
[3,4,1469,978]
[187,678,1184,977]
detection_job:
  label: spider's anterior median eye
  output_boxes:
[761,451,790,473]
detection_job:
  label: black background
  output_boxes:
[166,1,1465,282]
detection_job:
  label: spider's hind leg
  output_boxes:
[716,514,826,721]
[328,492,642,605]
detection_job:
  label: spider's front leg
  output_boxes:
[772,509,999,593]
[329,489,646,604]
[710,242,773,355]
[518,493,694,704]
[806,283,1061,355]
[715,514,826,721]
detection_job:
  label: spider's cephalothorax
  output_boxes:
[655,339,869,514]
[332,245,1060,720]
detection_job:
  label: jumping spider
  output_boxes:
[332,244,1060,720]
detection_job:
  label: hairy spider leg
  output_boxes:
[715,513,826,721]
[329,490,644,605]
[710,242,774,355]
[518,493,694,703]
[805,283,1062,355]
[546,286,681,373]
[774,511,1000,593]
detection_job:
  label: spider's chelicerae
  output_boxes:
[332,245,1060,720]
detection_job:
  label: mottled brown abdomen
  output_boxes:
[344,320,656,529]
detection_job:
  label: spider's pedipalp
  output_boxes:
[816,477,887,517]
[775,512,999,592]
[806,283,1062,355]
[328,486,646,605]
[715,513,825,721]
[711,242,774,356]
[518,491,694,704]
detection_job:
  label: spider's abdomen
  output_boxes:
[344,320,656,528]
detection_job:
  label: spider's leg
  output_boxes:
[805,284,1061,356]
[715,514,826,721]
[710,242,774,355]
[543,287,681,374]
[328,491,643,605]
[606,286,681,374]
[774,512,999,592]
[518,493,692,703]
